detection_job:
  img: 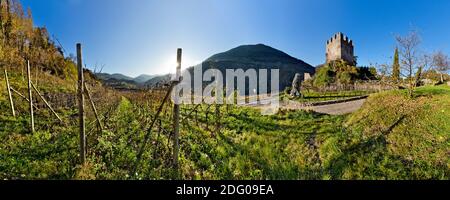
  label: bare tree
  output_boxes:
[415,54,432,87]
[374,63,389,81]
[432,51,449,83]
[396,30,422,97]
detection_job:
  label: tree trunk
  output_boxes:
[4,0,11,43]
[0,0,4,38]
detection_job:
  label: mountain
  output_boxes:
[134,74,157,83]
[192,44,315,91]
[143,74,172,87]
[206,44,308,65]
[95,73,157,89]
[96,73,134,81]
[95,73,155,83]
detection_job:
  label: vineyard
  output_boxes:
[1,58,449,180]
[0,62,342,179]
[0,0,448,180]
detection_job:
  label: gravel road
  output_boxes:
[251,98,367,115]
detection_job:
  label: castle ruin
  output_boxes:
[326,32,356,65]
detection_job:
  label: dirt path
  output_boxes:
[251,97,367,115]
[302,99,366,115]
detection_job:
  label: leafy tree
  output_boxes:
[312,60,362,88]
[369,67,378,78]
[331,60,358,84]
[357,66,378,80]
[0,0,76,79]
[337,71,353,85]
[313,65,335,87]
[392,47,401,83]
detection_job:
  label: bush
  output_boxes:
[313,65,335,87]
[312,60,361,87]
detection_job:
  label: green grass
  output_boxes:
[1,71,449,180]
[342,85,450,179]
[178,107,345,179]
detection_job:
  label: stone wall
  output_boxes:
[305,81,395,92]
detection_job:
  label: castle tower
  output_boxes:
[326,32,355,65]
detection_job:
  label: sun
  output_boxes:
[162,53,200,75]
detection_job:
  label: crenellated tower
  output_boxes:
[326,32,355,65]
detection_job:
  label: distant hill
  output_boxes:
[143,74,172,87]
[134,74,157,83]
[206,44,309,65]
[192,44,315,92]
[95,73,158,90]
[96,73,134,81]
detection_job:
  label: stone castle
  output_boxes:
[326,32,356,65]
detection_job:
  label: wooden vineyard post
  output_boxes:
[77,43,86,164]
[84,84,103,132]
[10,87,39,110]
[173,48,182,169]
[31,82,63,123]
[26,61,35,133]
[214,69,220,137]
[215,104,220,137]
[132,82,177,177]
[195,108,198,126]
[4,69,15,117]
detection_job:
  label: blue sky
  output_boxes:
[22,0,450,77]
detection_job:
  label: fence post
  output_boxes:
[26,61,35,133]
[173,48,182,169]
[77,43,86,164]
[132,82,177,177]
[31,82,63,123]
[4,69,15,117]
[215,104,220,136]
[84,84,103,132]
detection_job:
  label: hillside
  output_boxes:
[143,74,171,87]
[95,73,159,90]
[198,44,315,91]
[0,0,77,81]
[95,73,134,82]
[206,44,309,65]
[340,85,450,179]
[134,74,157,83]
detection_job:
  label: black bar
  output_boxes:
[0,181,448,199]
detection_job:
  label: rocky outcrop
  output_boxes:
[290,73,302,97]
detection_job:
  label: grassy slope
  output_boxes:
[179,108,345,180]
[178,86,449,180]
[0,71,78,179]
[1,71,449,179]
[341,85,450,179]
